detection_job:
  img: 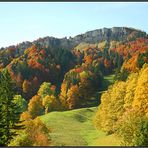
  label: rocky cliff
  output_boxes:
[1,27,147,52]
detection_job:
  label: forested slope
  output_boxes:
[0,27,148,146]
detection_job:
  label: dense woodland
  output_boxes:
[0,27,148,146]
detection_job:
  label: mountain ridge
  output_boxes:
[0,27,147,51]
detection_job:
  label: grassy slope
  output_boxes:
[40,106,120,146]
[39,74,120,146]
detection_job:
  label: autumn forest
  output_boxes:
[0,27,148,146]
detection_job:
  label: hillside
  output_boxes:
[40,107,120,146]
[0,27,147,102]
[0,27,147,69]
[1,27,147,51]
[0,27,148,146]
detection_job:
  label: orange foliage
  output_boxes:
[84,55,93,64]
[25,117,50,146]
[111,38,148,57]
[26,45,46,71]
[20,111,32,121]
[111,38,148,72]
[28,59,45,71]
[123,55,139,72]
[28,95,44,118]
[67,85,80,109]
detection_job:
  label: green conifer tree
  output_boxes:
[0,69,23,146]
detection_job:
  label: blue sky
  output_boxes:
[0,2,148,48]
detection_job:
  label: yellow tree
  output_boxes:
[20,111,32,121]
[28,95,44,118]
[42,95,59,114]
[38,82,53,98]
[94,81,126,133]
[24,117,50,146]
[10,117,51,146]
[60,82,68,109]
[115,108,148,146]
[67,84,80,109]
[132,64,148,115]
[124,73,138,109]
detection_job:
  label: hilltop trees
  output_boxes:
[118,38,148,72]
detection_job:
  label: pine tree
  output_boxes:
[0,69,22,146]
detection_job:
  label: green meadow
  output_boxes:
[40,107,120,146]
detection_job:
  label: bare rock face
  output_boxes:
[71,27,147,45]
[1,27,147,53]
[32,27,147,51]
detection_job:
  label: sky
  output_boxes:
[0,2,148,48]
